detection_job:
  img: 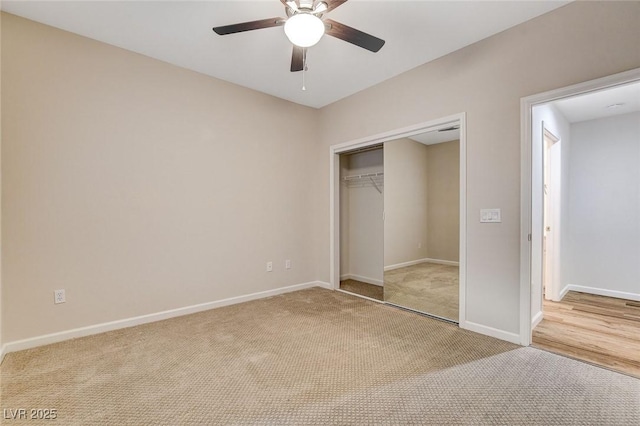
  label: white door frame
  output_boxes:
[519,68,640,345]
[329,113,467,328]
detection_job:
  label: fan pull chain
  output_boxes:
[302,48,307,91]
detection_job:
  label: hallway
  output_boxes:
[532,291,640,378]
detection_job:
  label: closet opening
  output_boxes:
[338,145,384,301]
[330,114,467,326]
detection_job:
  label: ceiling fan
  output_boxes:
[212,0,385,72]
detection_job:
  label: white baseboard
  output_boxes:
[340,274,383,287]
[0,345,6,365]
[461,320,521,345]
[565,284,640,302]
[2,281,330,356]
[531,310,544,329]
[315,281,332,290]
[424,258,460,267]
[557,284,570,301]
[384,257,459,271]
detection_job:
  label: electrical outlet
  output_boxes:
[417,242,422,249]
[285,259,292,270]
[266,261,273,272]
[54,289,66,304]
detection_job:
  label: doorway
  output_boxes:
[521,68,640,377]
[330,113,467,326]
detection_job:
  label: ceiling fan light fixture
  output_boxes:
[284,13,325,47]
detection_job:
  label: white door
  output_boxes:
[543,129,561,301]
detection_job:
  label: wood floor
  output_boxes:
[532,291,640,378]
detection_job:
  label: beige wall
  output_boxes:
[317,1,640,335]
[383,138,429,267]
[1,13,319,343]
[426,140,460,262]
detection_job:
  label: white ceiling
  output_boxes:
[410,125,459,146]
[2,0,569,108]
[552,82,640,123]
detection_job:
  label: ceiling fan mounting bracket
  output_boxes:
[286,1,328,18]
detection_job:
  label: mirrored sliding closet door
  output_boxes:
[383,126,460,322]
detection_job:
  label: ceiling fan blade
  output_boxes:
[324,18,385,53]
[325,0,348,13]
[291,46,305,72]
[213,17,284,35]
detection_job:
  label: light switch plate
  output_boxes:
[480,208,502,223]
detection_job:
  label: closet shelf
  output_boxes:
[341,172,384,193]
[342,172,384,181]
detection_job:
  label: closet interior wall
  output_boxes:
[339,149,384,287]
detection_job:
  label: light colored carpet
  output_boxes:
[385,262,459,321]
[1,287,638,425]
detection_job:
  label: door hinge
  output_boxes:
[528,234,532,242]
